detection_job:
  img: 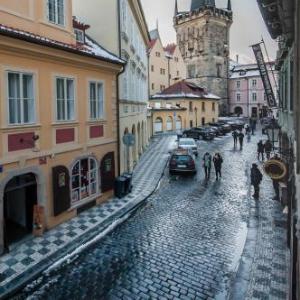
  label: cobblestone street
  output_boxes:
[13,133,289,300]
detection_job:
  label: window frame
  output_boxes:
[74,28,85,43]
[55,76,75,122]
[47,0,65,27]
[89,81,105,121]
[6,71,36,126]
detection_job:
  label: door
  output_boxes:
[4,173,37,247]
[101,152,115,192]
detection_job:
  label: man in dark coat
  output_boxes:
[251,163,263,199]
[257,140,265,161]
[213,153,223,180]
[264,140,272,160]
[232,130,238,148]
[238,131,245,150]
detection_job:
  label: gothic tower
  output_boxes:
[174,0,232,115]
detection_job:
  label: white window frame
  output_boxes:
[7,71,36,125]
[236,93,241,102]
[47,0,65,26]
[89,81,105,120]
[252,92,257,102]
[71,157,99,205]
[252,79,257,88]
[236,80,241,89]
[74,29,84,43]
[55,77,75,122]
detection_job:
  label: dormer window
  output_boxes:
[74,29,84,43]
[48,0,65,26]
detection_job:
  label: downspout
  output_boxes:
[117,0,126,176]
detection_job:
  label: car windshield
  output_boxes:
[173,155,191,162]
[179,140,195,146]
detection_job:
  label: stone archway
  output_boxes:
[154,117,163,133]
[234,106,243,116]
[167,116,173,131]
[0,166,46,254]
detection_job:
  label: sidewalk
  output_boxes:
[0,135,175,298]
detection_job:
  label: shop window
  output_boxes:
[71,157,98,204]
[7,72,35,125]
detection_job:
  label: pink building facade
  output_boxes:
[229,62,278,118]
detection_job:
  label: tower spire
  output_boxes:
[174,0,178,17]
[227,0,232,11]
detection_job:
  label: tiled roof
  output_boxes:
[164,43,177,56]
[0,23,125,65]
[151,80,220,100]
[148,39,157,50]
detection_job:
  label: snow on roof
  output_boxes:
[0,23,124,65]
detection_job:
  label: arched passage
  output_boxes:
[154,117,163,133]
[167,116,173,131]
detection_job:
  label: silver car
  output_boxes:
[178,138,198,157]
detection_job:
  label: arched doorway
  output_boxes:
[167,116,173,131]
[234,106,243,116]
[154,117,163,133]
[4,173,37,247]
[176,116,182,130]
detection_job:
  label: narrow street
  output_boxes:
[13,133,288,300]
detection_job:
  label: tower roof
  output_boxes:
[190,0,215,11]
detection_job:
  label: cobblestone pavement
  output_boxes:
[13,132,289,300]
[0,136,175,298]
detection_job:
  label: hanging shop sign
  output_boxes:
[252,43,277,108]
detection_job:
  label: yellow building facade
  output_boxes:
[0,0,124,253]
[149,81,219,134]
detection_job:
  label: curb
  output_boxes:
[1,156,170,299]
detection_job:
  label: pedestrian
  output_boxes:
[250,163,263,199]
[232,130,238,148]
[257,140,265,161]
[213,153,223,180]
[238,131,245,150]
[245,124,251,135]
[203,152,212,180]
[264,139,272,160]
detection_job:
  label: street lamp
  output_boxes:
[266,118,281,150]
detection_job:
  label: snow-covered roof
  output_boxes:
[0,23,125,65]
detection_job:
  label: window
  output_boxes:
[160,68,165,75]
[89,82,104,120]
[187,65,196,78]
[151,83,155,90]
[189,101,193,112]
[48,0,65,26]
[155,52,161,57]
[74,29,84,43]
[175,57,179,62]
[160,85,165,91]
[124,105,128,113]
[176,71,179,76]
[56,77,75,121]
[236,93,241,102]
[216,64,222,77]
[71,158,98,204]
[236,81,241,89]
[252,79,257,88]
[7,72,35,125]
[202,102,205,112]
[252,92,257,102]
[151,65,154,72]
[212,102,215,111]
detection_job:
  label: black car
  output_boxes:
[169,149,197,175]
[183,127,214,140]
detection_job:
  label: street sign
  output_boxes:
[123,133,136,146]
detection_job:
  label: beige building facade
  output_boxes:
[149,29,186,96]
[73,0,150,174]
[0,0,124,253]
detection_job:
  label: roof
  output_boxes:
[0,23,125,65]
[151,80,220,100]
[148,39,157,50]
[164,44,177,56]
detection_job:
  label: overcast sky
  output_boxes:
[140,0,278,63]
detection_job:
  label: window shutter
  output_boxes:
[101,152,116,192]
[52,165,71,216]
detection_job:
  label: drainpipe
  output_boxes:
[117,0,126,176]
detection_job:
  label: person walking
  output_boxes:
[213,153,223,180]
[257,140,265,161]
[232,130,238,148]
[251,163,263,199]
[264,139,272,160]
[238,131,245,150]
[203,152,212,180]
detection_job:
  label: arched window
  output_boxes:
[71,157,98,204]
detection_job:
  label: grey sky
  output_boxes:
[140,0,278,63]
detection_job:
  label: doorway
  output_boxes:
[4,173,37,247]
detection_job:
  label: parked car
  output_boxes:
[182,128,214,141]
[209,122,230,135]
[169,149,197,175]
[178,138,198,156]
[208,125,223,136]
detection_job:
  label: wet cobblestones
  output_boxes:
[13,133,289,300]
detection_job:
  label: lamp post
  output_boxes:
[266,117,280,151]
